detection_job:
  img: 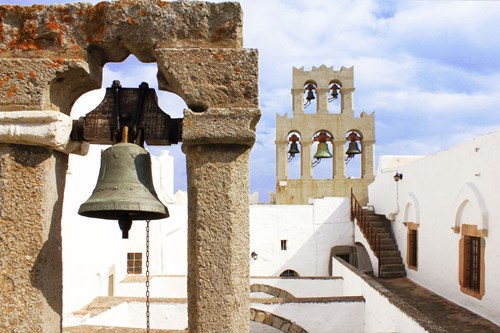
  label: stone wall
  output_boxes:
[0,1,260,332]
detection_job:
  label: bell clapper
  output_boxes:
[118,216,133,239]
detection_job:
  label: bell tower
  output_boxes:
[274,65,375,205]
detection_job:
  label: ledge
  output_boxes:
[0,111,88,155]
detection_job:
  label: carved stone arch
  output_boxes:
[288,129,302,138]
[0,2,260,332]
[312,129,334,140]
[250,283,296,299]
[303,79,318,87]
[250,308,308,333]
[1,1,258,114]
[452,182,488,234]
[329,79,343,88]
[402,191,420,225]
[345,128,363,140]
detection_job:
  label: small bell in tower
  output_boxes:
[312,131,333,167]
[345,132,362,163]
[288,133,300,161]
[304,84,316,108]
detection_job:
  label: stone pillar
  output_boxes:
[0,56,92,333]
[183,107,260,333]
[275,140,288,181]
[333,140,346,179]
[361,140,375,179]
[340,87,355,117]
[291,88,304,114]
[300,140,313,179]
[316,88,329,114]
[0,145,66,333]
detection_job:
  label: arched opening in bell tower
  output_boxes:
[345,130,362,179]
[287,131,301,179]
[312,130,333,179]
[327,81,342,114]
[64,54,189,317]
[303,81,318,114]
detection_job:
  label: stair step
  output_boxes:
[379,257,403,264]
[380,263,405,272]
[360,208,406,280]
[379,270,406,278]
[379,244,398,251]
[379,250,401,257]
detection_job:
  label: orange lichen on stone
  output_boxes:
[127,17,138,26]
[16,72,24,80]
[0,79,4,88]
[214,52,225,61]
[6,84,17,97]
[45,58,65,68]
[234,66,241,73]
[139,9,147,17]
[29,70,36,78]
[82,3,108,43]
[47,14,60,32]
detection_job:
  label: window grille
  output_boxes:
[408,229,418,268]
[127,252,143,274]
[464,236,481,293]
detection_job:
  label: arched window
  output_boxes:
[280,269,299,277]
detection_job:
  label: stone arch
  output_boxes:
[451,182,488,233]
[1,1,258,114]
[250,283,296,299]
[0,2,260,332]
[250,308,308,333]
[402,191,420,225]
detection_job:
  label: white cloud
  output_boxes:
[8,0,500,199]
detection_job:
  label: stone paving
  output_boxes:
[373,277,500,333]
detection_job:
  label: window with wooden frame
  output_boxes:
[406,223,419,270]
[127,252,143,274]
[459,224,486,299]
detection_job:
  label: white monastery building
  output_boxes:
[61,66,500,333]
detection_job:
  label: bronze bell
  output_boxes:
[306,89,315,101]
[288,142,300,157]
[78,142,169,238]
[314,142,332,159]
[346,141,362,156]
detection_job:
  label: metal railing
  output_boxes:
[350,189,381,265]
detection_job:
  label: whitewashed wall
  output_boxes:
[368,130,500,325]
[332,258,428,333]
[250,197,352,277]
[62,145,182,314]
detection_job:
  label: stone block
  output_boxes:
[0,1,242,61]
[272,316,284,329]
[254,311,266,323]
[182,107,260,147]
[263,313,273,325]
[0,58,97,113]
[156,48,259,110]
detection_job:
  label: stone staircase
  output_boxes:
[364,210,406,278]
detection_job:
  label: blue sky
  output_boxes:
[6,0,500,201]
